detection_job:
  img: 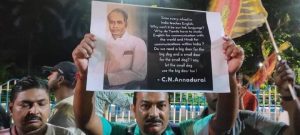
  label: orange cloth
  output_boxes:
[243,90,258,111]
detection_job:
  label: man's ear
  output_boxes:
[57,76,64,85]
[9,102,13,114]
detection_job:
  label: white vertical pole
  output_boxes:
[173,92,176,123]
[179,93,182,122]
[185,93,189,120]
[268,86,272,119]
[128,110,131,122]
[191,93,195,119]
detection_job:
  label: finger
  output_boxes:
[223,38,236,54]
[224,45,235,59]
[73,46,86,59]
[276,61,290,75]
[84,33,96,41]
[276,60,286,71]
[276,70,294,86]
[229,46,242,57]
[81,42,94,56]
[78,47,90,58]
[81,37,96,49]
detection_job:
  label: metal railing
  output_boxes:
[1,79,284,123]
[0,79,19,112]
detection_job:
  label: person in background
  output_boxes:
[0,76,73,135]
[95,91,132,119]
[237,73,258,111]
[43,61,83,134]
[201,60,300,135]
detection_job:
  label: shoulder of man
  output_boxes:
[179,114,214,135]
[100,117,131,135]
[127,33,146,45]
[46,123,74,135]
[0,128,10,135]
[237,110,287,135]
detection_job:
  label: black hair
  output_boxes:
[107,8,128,23]
[133,92,171,105]
[10,76,49,102]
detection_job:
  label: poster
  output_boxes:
[87,1,230,92]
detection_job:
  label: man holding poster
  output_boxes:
[104,8,147,89]
[72,33,244,134]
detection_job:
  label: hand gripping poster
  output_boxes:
[87,1,229,93]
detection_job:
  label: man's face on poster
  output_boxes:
[108,11,127,39]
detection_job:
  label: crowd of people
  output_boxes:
[0,8,300,135]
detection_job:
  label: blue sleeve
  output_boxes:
[100,117,128,135]
[193,114,214,135]
[101,117,112,135]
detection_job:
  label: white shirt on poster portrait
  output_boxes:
[105,31,147,87]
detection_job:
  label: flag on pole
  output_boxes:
[250,42,291,87]
[208,0,241,37]
[209,0,268,38]
[231,0,268,38]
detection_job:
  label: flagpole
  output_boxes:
[265,20,300,111]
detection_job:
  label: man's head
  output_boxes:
[43,61,77,92]
[107,8,128,39]
[203,93,218,112]
[132,92,170,135]
[9,76,50,133]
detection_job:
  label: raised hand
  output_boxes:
[274,60,295,97]
[223,37,244,75]
[72,33,96,76]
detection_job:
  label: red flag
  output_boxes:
[209,0,241,36]
[250,42,291,87]
[209,0,268,38]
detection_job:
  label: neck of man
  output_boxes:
[14,124,47,135]
[54,86,74,102]
[112,32,125,40]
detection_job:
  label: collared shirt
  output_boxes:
[100,116,214,135]
[0,124,73,135]
[196,109,287,135]
[48,96,84,135]
[95,91,132,118]
[242,90,258,111]
[105,32,147,87]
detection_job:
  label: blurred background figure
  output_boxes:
[237,73,258,111]
[0,106,11,130]
[43,61,83,134]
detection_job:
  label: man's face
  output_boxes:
[47,71,60,92]
[132,92,170,135]
[9,88,50,133]
[108,11,127,39]
[204,93,218,112]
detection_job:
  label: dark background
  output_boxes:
[0,0,209,81]
[1,0,299,83]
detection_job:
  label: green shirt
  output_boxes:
[100,115,213,135]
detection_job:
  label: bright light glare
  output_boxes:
[258,62,263,68]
